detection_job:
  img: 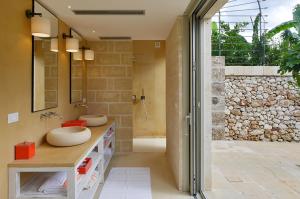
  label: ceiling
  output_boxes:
[39,0,191,41]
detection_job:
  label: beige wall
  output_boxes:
[132,41,166,138]
[0,1,86,198]
[86,41,133,153]
[166,16,190,191]
[71,59,84,102]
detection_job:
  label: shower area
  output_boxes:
[132,41,166,152]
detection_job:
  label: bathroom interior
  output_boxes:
[132,40,166,153]
[0,0,193,198]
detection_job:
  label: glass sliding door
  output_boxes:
[189,12,200,197]
[190,13,207,198]
[189,0,222,198]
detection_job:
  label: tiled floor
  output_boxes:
[106,138,191,199]
[206,141,300,199]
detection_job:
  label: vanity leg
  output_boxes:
[112,124,116,154]
[98,139,105,184]
[100,153,105,184]
[9,168,20,199]
[67,168,77,199]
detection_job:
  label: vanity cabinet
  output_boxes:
[8,121,115,199]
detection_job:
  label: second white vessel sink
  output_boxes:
[79,114,108,127]
[46,127,91,147]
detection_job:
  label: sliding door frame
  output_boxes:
[189,12,198,197]
[189,0,227,198]
[190,12,209,199]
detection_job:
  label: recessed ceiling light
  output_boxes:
[73,10,145,15]
[92,30,96,33]
[68,5,72,9]
[99,36,132,40]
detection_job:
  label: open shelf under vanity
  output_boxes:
[8,120,116,199]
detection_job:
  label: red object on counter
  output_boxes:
[62,120,87,127]
[15,142,35,160]
[78,158,92,174]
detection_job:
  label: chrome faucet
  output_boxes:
[40,111,63,120]
[74,103,89,109]
[49,111,63,119]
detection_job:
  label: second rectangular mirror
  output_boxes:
[70,29,84,104]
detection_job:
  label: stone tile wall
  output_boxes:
[44,40,58,108]
[211,57,225,140]
[71,58,84,102]
[86,41,133,152]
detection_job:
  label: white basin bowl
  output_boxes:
[46,127,91,147]
[79,115,108,127]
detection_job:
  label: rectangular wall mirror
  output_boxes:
[70,29,84,104]
[32,1,59,112]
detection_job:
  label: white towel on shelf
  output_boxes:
[39,172,67,194]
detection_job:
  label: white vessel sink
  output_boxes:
[79,114,108,127]
[46,127,91,147]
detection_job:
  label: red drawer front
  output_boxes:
[15,142,35,160]
[62,120,87,127]
[77,158,92,174]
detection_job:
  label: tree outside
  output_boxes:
[212,4,300,87]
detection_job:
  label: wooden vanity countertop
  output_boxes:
[8,120,114,168]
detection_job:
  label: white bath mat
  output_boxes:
[99,167,152,199]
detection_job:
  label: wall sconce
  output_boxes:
[72,47,95,61]
[62,33,79,52]
[50,38,58,52]
[84,49,94,61]
[26,10,51,38]
[73,50,83,60]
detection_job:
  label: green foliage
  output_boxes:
[265,21,297,39]
[212,4,300,87]
[212,21,251,65]
[264,43,281,66]
[293,4,300,34]
[266,4,300,87]
[266,4,300,38]
[251,13,264,65]
[279,43,300,87]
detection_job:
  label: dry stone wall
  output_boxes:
[211,57,300,142]
[225,76,300,142]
